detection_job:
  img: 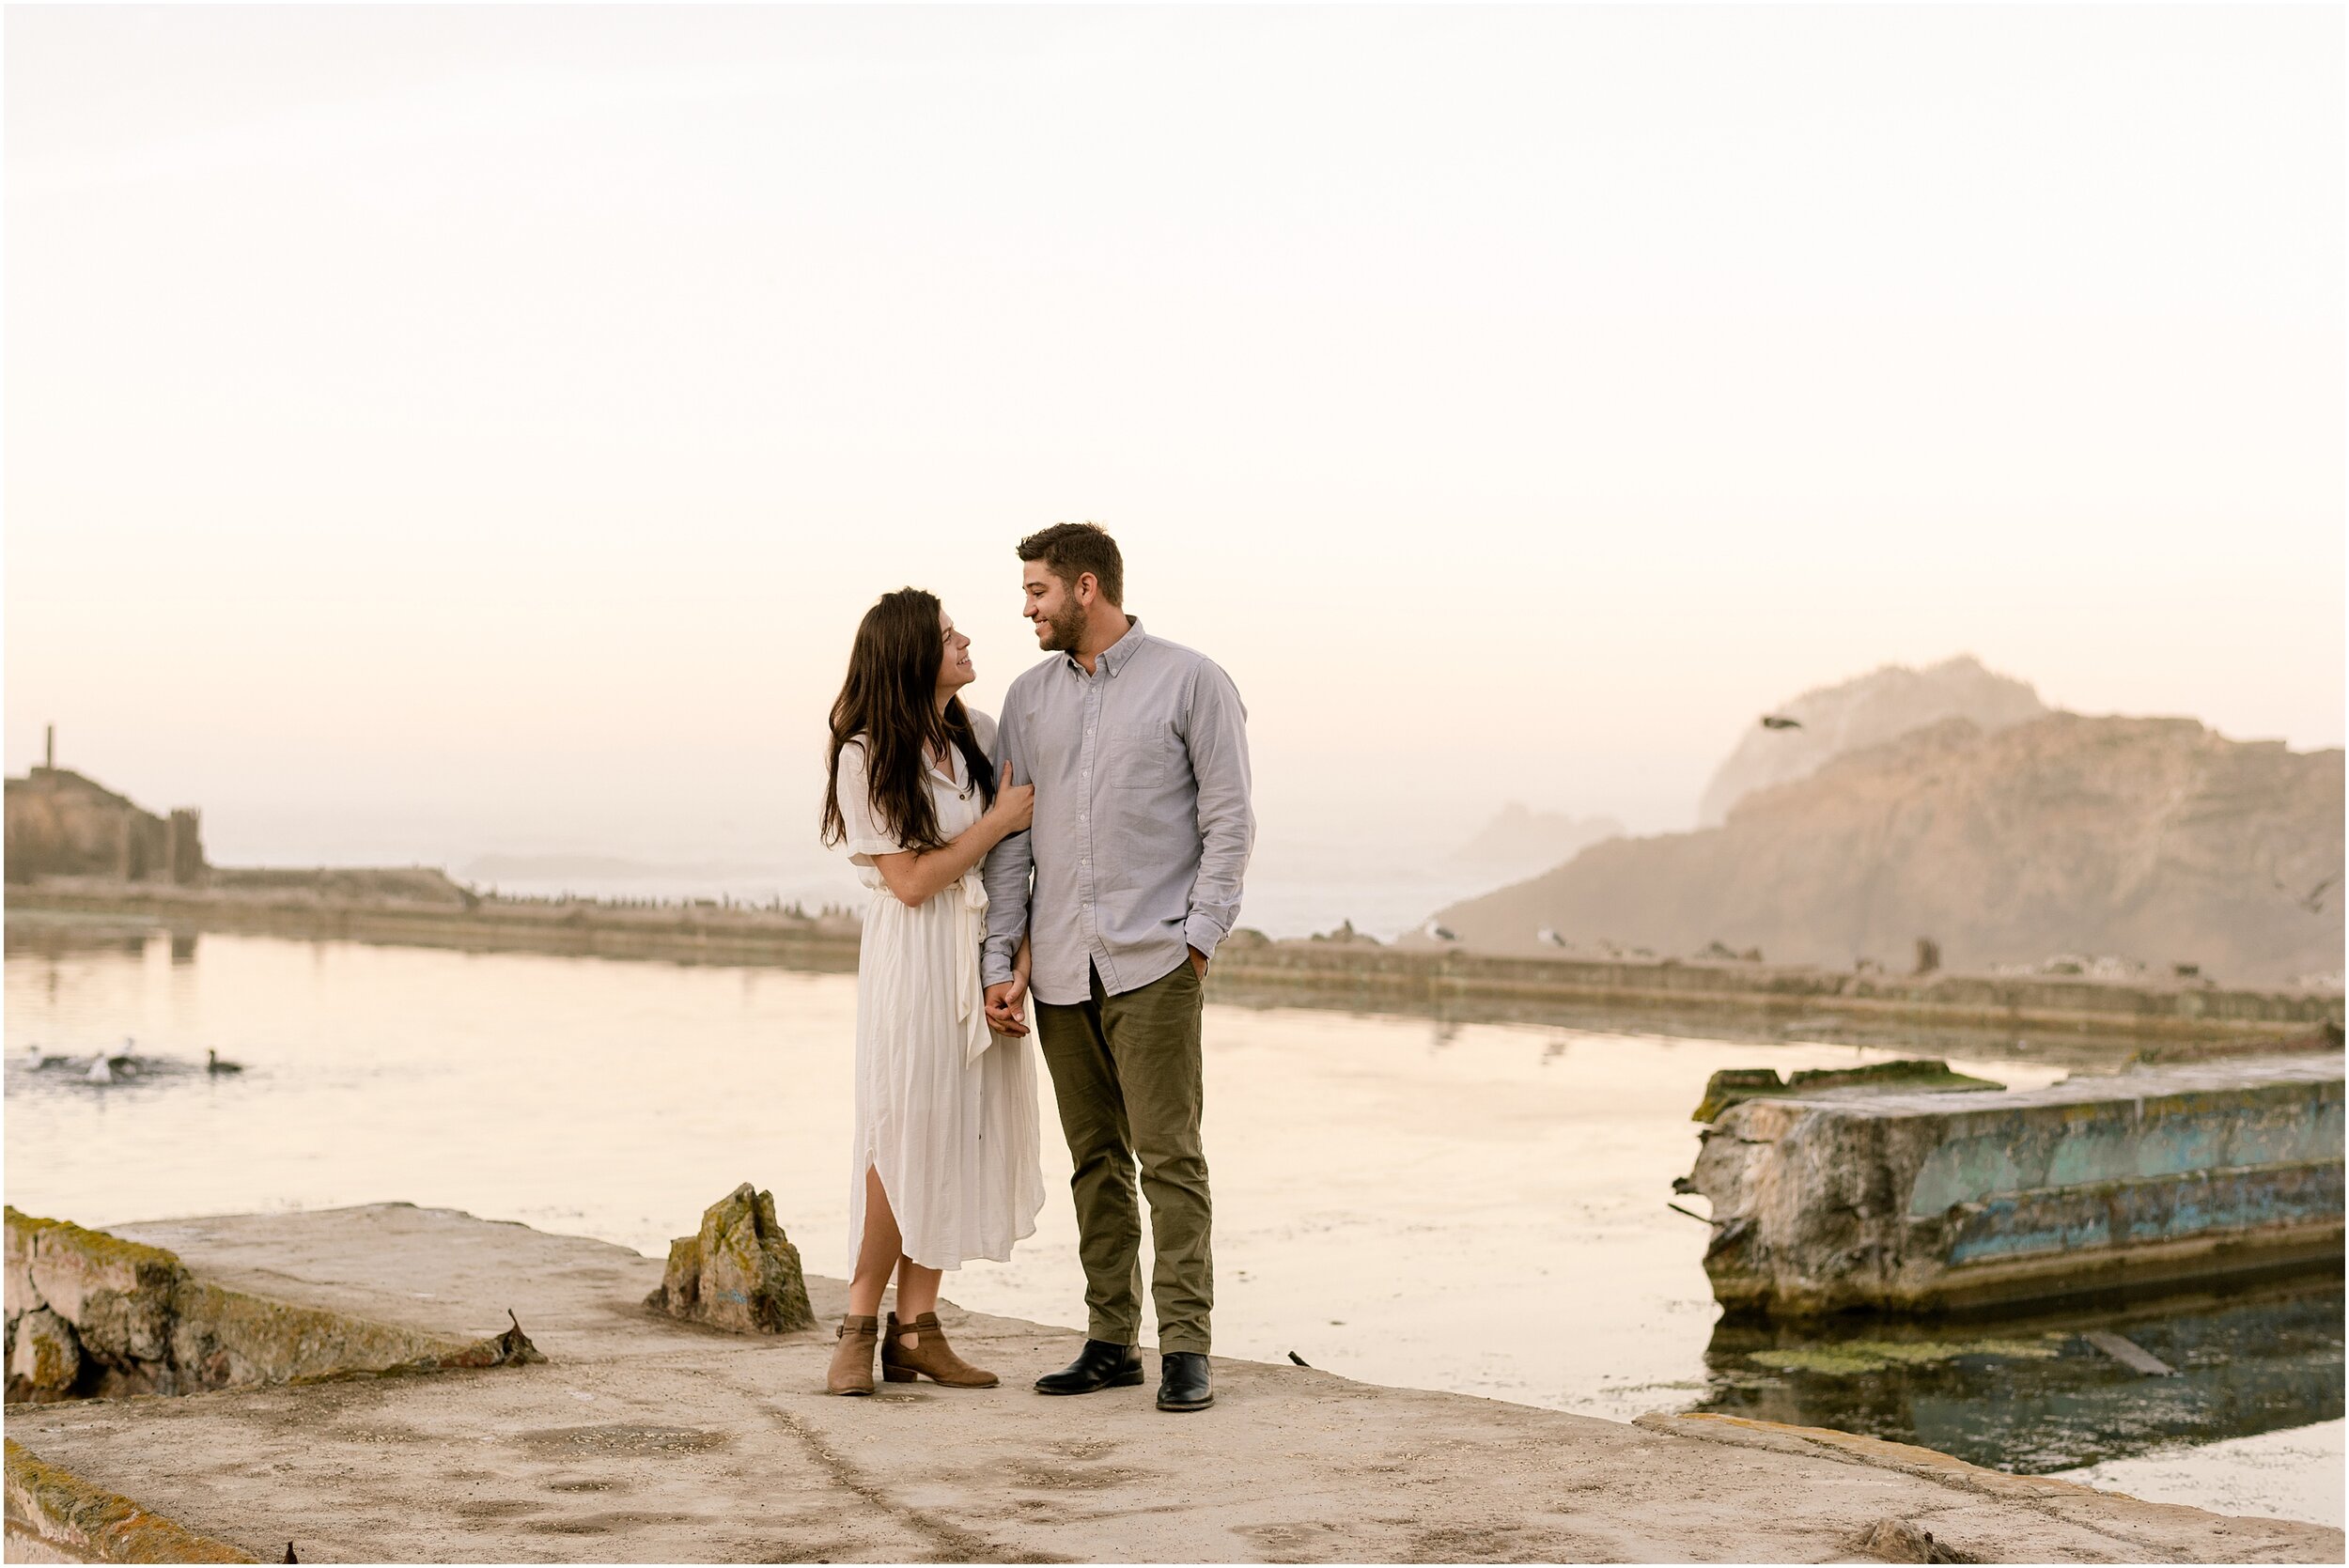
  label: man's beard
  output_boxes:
[1037,600,1088,652]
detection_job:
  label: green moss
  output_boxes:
[1694,1060,2006,1122]
[39,1219,184,1280]
[1748,1335,2064,1376]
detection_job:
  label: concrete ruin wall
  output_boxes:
[1687,1054,2345,1317]
[4,768,205,886]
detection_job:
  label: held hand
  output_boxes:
[984,979,1029,1037]
[989,762,1035,835]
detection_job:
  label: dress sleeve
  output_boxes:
[836,738,907,863]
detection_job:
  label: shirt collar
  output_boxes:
[1066,615,1145,678]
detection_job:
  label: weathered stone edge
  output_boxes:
[1632,1412,2347,1548]
[4,1439,257,1563]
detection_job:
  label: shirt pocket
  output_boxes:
[1104,719,1180,790]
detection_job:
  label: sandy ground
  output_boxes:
[6,1203,2341,1564]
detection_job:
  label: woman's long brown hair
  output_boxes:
[821,587,997,854]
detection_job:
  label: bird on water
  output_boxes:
[208,1048,244,1076]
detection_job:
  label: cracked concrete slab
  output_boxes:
[6,1204,2341,1563]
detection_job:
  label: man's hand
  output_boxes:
[1188,945,1209,980]
[984,977,1029,1037]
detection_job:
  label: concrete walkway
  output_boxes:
[7,1205,2340,1563]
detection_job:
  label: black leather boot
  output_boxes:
[1034,1339,1144,1395]
[1157,1351,1213,1412]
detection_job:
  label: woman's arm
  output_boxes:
[872,765,1033,908]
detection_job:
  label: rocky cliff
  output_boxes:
[1437,714,2344,986]
[1698,656,2047,828]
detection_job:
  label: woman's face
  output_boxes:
[937,607,976,694]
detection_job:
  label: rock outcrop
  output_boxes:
[1435,714,2344,985]
[1698,656,2046,828]
[646,1184,815,1334]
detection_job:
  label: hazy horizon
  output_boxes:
[8,7,2342,896]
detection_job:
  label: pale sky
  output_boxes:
[7,6,2341,880]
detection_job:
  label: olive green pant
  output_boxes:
[1034,959,1212,1355]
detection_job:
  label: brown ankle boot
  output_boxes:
[828,1314,879,1395]
[881,1311,999,1388]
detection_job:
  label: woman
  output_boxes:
[819,587,1045,1395]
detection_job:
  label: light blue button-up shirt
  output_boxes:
[981,618,1254,1006]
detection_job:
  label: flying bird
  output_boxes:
[1536,927,1567,947]
[1760,715,1802,731]
[1424,921,1457,942]
[1287,1351,1312,1368]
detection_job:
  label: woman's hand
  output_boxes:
[988,762,1035,837]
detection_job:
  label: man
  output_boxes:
[981,521,1253,1414]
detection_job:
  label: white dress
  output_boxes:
[836,713,1045,1270]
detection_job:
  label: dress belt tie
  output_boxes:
[953,868,993,1066]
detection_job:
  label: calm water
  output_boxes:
[6,920,2340,1527]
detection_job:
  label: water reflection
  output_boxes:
[1697,1278,2345,1474]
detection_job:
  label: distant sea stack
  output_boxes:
[1435,714,2344,986]
[1698,656,2046,829]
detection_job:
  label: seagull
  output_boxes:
[1424,921,1457,942]
[86,1055,116,1085]
[207,1048,244,1076]
[103,1038,140,1077]
[23,1043,54,1069]
[1536,927,1567,947]
[1760,715,1802,731]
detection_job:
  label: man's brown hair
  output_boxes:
[1018,522,1124,607]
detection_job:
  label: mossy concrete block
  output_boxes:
[4,1438,257,1562]
[4,1208,543,1403]
[165,1280,494,1391]
[8,1309,82,1401]
[23,1220,185,1364]
[1686,1053,2344,1316]
[646,1184,815,1334]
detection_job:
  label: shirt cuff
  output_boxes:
[982,941,1017,987]
[1183,911,1232,962]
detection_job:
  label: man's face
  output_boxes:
[1023,561,1089,653]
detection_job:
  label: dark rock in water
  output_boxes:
[645,1184,814,1334]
